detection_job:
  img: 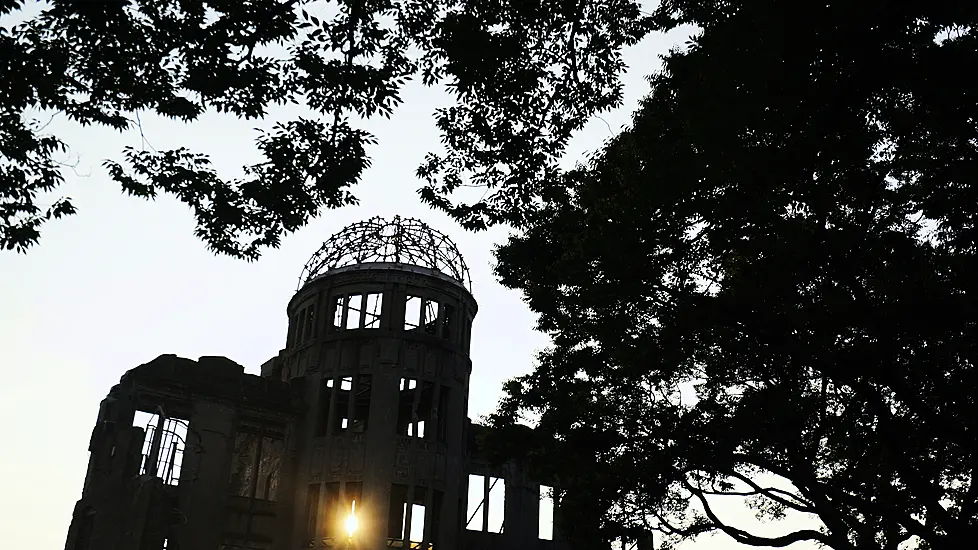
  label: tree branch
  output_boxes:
[683,477,832,548]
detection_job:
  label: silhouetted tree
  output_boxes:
[490,2,978,549]
[1,0,647,256]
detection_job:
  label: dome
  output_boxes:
[298,216,472,291]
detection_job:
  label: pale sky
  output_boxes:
[0,8,821,550]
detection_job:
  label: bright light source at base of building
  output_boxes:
[345,501,359,538]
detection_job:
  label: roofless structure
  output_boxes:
[64,217,580,550]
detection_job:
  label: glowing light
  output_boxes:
[345,501,359,538]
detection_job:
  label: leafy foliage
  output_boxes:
[490,1,978,549]
[0,0,648,256]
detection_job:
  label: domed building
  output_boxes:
[63,217,568,550]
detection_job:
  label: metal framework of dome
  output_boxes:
[298,216,472,291]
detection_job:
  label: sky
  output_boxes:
[0,6,822,550]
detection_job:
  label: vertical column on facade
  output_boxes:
[360,281,403,550]
[439,333,468,549]
[177,401,235,550]
[289,371,321,549]
[503,463,540,548]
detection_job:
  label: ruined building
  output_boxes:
[64,217,567,550]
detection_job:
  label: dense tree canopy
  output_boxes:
[490,1,978,549]
[0,0,647,256]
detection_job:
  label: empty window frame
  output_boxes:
[486,476,505,533]
[331,295,344,331]
[404,295,456,341]
[363,292,382,329]
[292,303,317,345]
[465,474,505,533]
[333,377,353,433]
[388,485,425,544]
[422,299,438,335]
[352,374,372,433]
[388,485,441,548]
[303,304,316,341]
[316,375,372,436]
[133,410,188,486]
[330,292,384,330]
[396,379,441,439]
[466,475,483,531]
[441,304,455,340]
[404,295,422,330]
[228,431,284,501]
[256,438,283,501]
[346,294,363,330]
[396,378,418,436]
[539,485,555,540]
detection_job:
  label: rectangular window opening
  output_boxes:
[256,436,283,501]
[352,374,372,433]
[466,474,485,531]
[422,299,439,334]
[387,485,434,548]
[410,503,426,543]
[487,476,505,533]
[418,382,434,439]
[333,377,352,433]
[228,431,284,501]
[364,292,383,329]
[407,421,426,438]
[396,379,434,438]
[346,294,363,330]
[396,378,414,436]
[289,313,299,346]
[133,410,188,486]
[539,485,555,540]
[405,295,422,330]
[388,484,409,541]
[229,432,259,497]
[297,308,307,343]
[441,304,455,340]
[331,296,344,331]
[304,304,316,341]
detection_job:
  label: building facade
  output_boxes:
[64,217,567,550]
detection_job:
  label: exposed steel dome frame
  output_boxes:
[298,216,472,291]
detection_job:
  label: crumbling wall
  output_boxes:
[65,355,296,550]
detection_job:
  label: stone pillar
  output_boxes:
[176,401,235,550]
